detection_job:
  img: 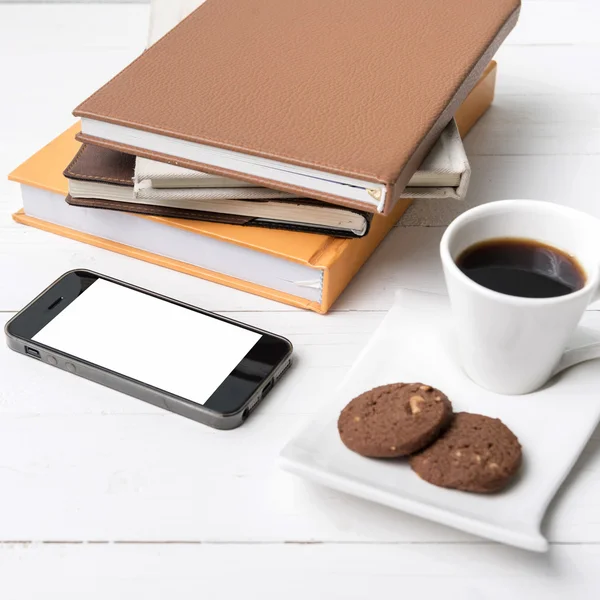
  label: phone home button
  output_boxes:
[65,362,76,373]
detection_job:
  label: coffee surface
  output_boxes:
[456,237,585,298]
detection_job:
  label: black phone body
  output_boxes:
[5,270,292,429]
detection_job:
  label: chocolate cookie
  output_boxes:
[337,383,453,458]
[410,412,522,493]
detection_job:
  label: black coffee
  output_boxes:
[456,237,586,298]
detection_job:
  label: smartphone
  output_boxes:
[5,270,293,429]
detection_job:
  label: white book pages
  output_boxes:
[22,185,324,303]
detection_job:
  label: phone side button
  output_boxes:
[65,362,76,373]
[47,356,57,366]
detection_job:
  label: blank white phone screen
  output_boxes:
[33,278,262,405]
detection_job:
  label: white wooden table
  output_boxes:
[1,2,600,597]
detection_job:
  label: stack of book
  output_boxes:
[9,0,520,313]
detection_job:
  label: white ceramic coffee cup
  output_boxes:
[440,199,600,395]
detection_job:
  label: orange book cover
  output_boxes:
[9,62,496,313]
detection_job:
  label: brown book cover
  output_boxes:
[74,0,519,215]
[64,144,373,238]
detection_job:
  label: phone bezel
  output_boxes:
[5,270,293,428]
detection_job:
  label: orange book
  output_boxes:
[9,62,496,313]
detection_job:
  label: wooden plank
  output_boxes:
[2,1,599,51]
[1,309,600,543]
[403,154,600,226]
[0,5,149,51]
[400,155,600,226]
[0,543,599,600]
[1,0,600,584]
[506,0,600,46]
[0,409,597,543]
[467,155,600,208]
[464,94,600,156]
[494,45,600,95]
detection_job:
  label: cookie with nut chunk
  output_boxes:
[410,412,522,493]
[337,383,453,458]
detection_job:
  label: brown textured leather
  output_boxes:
[73,0,520,213]
[65,194,250,224]
[62,145,372,237]
[64,143,134,186]
[65,195,371,238]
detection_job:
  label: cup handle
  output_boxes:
[553,274,600,375]
[593,280,600,304]
[553,324,600,376]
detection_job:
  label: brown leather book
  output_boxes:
[73,0,519,215]
[64,143,373,238]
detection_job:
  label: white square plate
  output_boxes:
[279,289,600,551]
